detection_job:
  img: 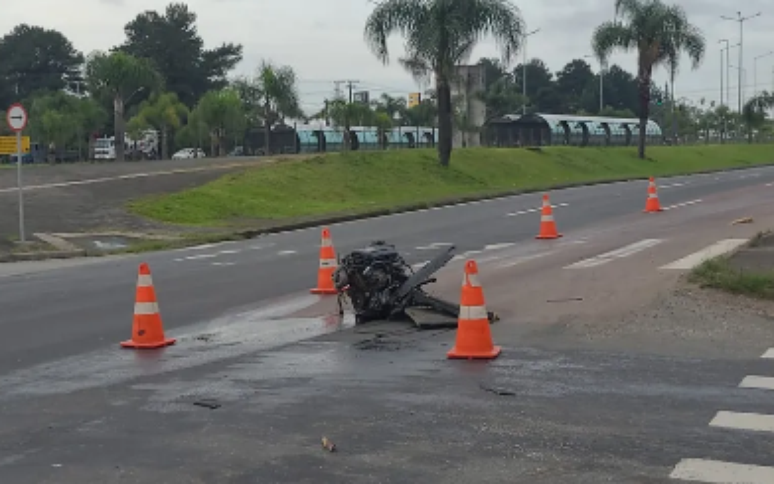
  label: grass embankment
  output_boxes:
[688,232,774,300]
[129,144,774,226]
[689,258,774,300]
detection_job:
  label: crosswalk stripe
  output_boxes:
[739,375,774,390]
[709,410,774,433]
[669,458,774,483]
[564,239,663,269]
[659,239,748,270]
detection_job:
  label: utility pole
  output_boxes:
[334,80,359,148]
[719,40,728,107]
[721,11,762,113]
[521,28,540,115]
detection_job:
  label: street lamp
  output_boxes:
[753,51,773,96]
[521,27,540,115]
[719,39,729,106]
[721,11,762,112]
[584,54,604,112]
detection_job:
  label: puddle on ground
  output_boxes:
[0,294,355,400]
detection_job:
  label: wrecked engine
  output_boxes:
[332,240,496,327]
[332,241,415,323]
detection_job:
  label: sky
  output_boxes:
[2,0,773,114]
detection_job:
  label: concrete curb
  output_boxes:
[0,249,86,262]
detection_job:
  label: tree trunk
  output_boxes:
[114,95,125,162]
[636,64,652,160]
[435,76,453,167]
[161,127,169,160]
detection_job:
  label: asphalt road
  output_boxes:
[0,166,773,371]
[2,165,774,482]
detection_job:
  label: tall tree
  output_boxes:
[0,25,84,102]
[254,61,303,154]
[592,0,705,158]
[512,59,553,109]
[555,59,595,112]
[118,2,243,106]
[28,91,80,160]
[86,50,162,162]
[364,0,525,167]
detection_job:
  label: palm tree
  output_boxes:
[742,91,774,143]
[129,92,189,159]
[85,50,161,161]
[195,88,245,156]
[592,0,705,158]
[364,0,524,167]
[254,60,303,155]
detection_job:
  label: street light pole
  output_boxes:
[753,51,773,96]
[721,11,762,113]
[585,54,605,112]
[719,39,729,106]
[521,28,540,115]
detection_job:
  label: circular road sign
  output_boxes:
[6,103,28,132]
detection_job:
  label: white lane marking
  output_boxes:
[182,253,218,261]
[662,198,702,210]
[452,250,484,262]
[669,458,774,483]
[564,239,663,269]
[249,243,276,250]
[660,182,685,188]
[659,239,748,270]
[211,262,235,266]
[411,261,429,270]
[709,411,774,433]
[218,250,239,255]
[498,251,554,268]
[765,182,773,187]
[507,202,568,217]
[761,348,774,358]
[278,250,297,255]
[173,243,220,252]
[739,375,774,390]
[416,242,453,250]
[483,243,516,251]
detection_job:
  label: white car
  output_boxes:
[171,148,206,160]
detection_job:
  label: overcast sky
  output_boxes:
[2,0,772,113]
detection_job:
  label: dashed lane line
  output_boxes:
[662,198,702,211]
[507,202,569,217]
[564,239,663,269]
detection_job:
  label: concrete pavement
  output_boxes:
[2,166,774,482]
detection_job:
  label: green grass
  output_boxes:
[688,257,774,299]
[129,144,774,226]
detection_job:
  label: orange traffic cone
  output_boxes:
[310,227,338,295]
[535,193,562,239]
[643,177,663,213]
[447,260,501,360]
[121,262,176,349]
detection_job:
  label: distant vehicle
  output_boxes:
[94,130,159,160]
[171,148,206,160]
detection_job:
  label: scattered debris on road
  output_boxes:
[321,436,336,452]
[479,383,516,397]
[731,217,753,225]
[193,399,221,410]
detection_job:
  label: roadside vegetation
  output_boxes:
[689,259,774,300]
[130,143,774,226]
[689,232,774,300]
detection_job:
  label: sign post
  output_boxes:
[6,103,28,243]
